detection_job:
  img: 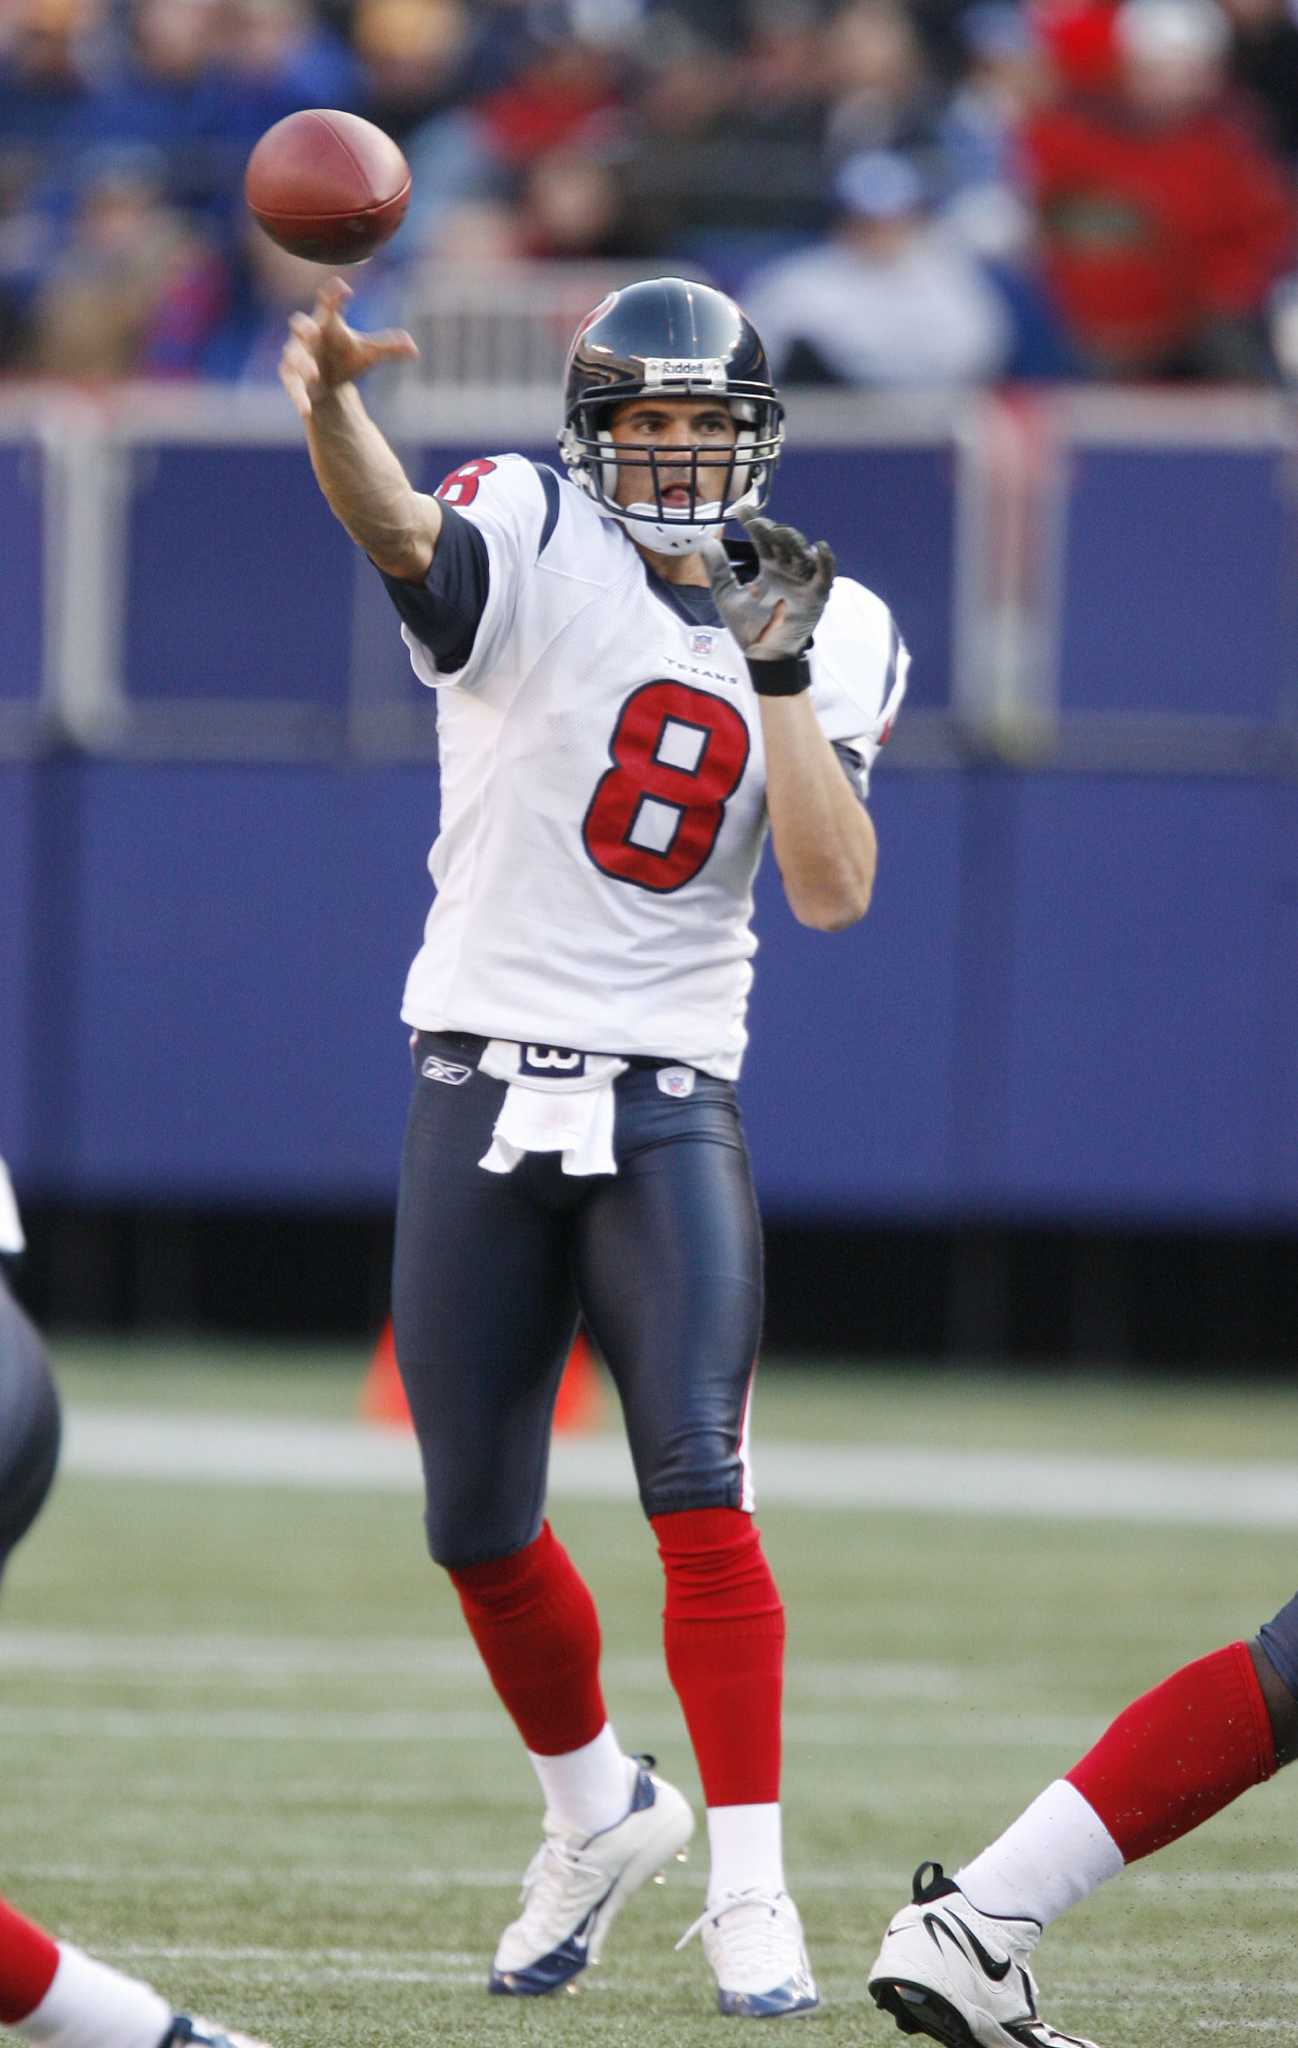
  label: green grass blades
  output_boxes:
[3,1345,1297,2048]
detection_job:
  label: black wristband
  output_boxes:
[747,652,812,696]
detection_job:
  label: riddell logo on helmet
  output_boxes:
[642,357,727,388]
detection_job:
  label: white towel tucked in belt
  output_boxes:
[477,1040,629,1177]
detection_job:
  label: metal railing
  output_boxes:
[2,382,1296,777]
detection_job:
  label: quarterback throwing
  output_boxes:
[280,274,907,2014]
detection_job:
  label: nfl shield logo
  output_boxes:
[656,1065,696,1099]
[689,630,714,656]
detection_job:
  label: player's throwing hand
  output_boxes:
[700,514,836,661]
[277,276,418,420]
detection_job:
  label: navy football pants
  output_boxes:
[0,1275,61,1586]
[392,1032,763,1566]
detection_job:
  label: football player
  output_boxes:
[279,274,907,2013]
[0,1160,271,2048]
[868,1623,1298,2046]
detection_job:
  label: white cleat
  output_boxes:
[868,1863,1104,2048]
[678,1888,819,2018]
[163,2019,271,2048]
[489,1755,694,1995]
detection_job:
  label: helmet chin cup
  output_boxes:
[607,502,726,556]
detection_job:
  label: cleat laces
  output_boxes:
[511,1827,613,1945]
[677,1888,802,1985]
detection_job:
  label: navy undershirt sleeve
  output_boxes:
[375,501,490,673]
[831,740,869,808]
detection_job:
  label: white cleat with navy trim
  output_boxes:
[163,2019,272,2048]
[868,1863,1104,2048]
[489,1757,694,1995]
[678,1888,820,2018]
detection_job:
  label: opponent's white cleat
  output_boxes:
[163,2018,271,2048]
[489,1756,694,1995]
[677,1888,819,2017]
[868,1863,1104,2048]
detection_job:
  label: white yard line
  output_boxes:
[60,1408,1298,1528]
[0,1703,1099,1745]
[13,1860,1296,1897]
[78,1944,1298,2013]
[0,1630,962,1698]
[92,1943,483,1989]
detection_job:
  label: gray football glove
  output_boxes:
[700,515,836,693]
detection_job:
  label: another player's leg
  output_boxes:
[0,1898,269,2048]
[868,1622,1297,2048]
[0,1273,61,1585]
[576,1068,816,2016]
[0,1286,269,2048]
[392,1038,691,1995]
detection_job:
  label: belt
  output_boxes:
[416,1029,686,1075]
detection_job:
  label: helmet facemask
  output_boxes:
[560,387,784,557]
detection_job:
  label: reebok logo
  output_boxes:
[421,1055,473,1086]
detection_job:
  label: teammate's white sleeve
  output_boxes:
[396,454,554,693]
[0,1157,24,1256]
[809,576,909,797]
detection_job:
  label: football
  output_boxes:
[244,109,411,265]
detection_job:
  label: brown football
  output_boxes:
[244,109,411,264]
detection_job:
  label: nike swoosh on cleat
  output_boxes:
[1006,2027,1093,2048]
[922,1911,1014,1984]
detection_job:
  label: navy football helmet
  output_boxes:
[559,277,784,555]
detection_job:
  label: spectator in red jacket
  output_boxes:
[1022,0,1295,377]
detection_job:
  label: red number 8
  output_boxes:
[583,680,750,893]
[435,458,497,507]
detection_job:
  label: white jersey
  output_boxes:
[389,454,908,1079]
[0,1157,23,1256]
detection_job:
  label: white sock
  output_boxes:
[954,1778,1125,1928]
[12,1944,172,2048]
[706,1802,785,1905]
[528,1723,635,1837]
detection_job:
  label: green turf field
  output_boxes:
[5,1342,1298,2047]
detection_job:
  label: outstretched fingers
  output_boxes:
[368,327,420,364]
[279,320,322,419]
[312,274,354,325]
[699,535,739,601]
[742,512,833,586]
[810,538,837,592]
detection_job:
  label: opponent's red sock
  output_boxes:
[652,1507,784,1806]
[0,1899,59,2023]
[1067,1640,1276,1861]
[447,1522,606,1756]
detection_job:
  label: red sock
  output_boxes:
[447,1522,606,1756]
[1068,1640,1276,1862]
[653,1507,784,1807]
[0,1898,60,2024]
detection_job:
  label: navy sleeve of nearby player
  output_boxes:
[831,740,869,809]
[375,503,490,672]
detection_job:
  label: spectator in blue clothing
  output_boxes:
[0,0,107,187]
[25,141,226,373]
[201,218,396,381]
[62,0,231,220]
[202,0,361,155]
[932,1,1045,257]
[743,148,1015,386]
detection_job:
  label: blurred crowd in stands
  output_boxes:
[2,0,1297,386]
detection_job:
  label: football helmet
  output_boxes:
[558,277,784,557]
